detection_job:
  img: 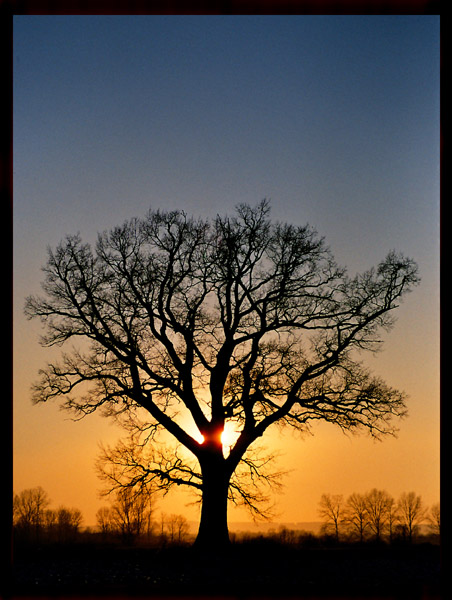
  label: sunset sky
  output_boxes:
[13,15,440,528]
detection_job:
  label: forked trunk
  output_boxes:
[194,451,231,550]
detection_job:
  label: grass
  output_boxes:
[8,536,442,599]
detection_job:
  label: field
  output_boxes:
[9,539,442,599]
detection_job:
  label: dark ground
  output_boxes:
[5,541,443,599]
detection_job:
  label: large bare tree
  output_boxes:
[25,200,418,549]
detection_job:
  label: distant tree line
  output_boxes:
[13,486,191,547]
[96,485,190,546]
[13,485,440,549]
[13,487,83,544]
[318,489,440,544]
[96,486,153,544]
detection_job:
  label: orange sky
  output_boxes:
[13,283,439,527]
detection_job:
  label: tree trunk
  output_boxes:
[194,450,231,551]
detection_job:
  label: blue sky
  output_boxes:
[13,15,440,525]
[14,15,439,257]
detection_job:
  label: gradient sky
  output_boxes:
[13,15,440,527]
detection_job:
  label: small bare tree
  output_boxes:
[96,506,114,539]
[107,486,153,544]
[43,508,58,532]
[343,492,369,543]
[397,491,426,543]
[54,506,83,543]
[426,502,440,536]
[318,493,344,542]
[386,495,398,543]
[13,487,51,542]
[164,513,190,545]
[364,488,394,542]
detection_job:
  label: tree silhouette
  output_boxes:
[96,506,114,539]
[318,493,344,542]
[397,491,426,543]
[52,507,83,543]
[427,502,440,536]
[103,486,153,544]
[25,200,418,550]
[13,487,50,543]
[13,487,83,544]
[343,492,369,543]
[364,488,394,542]
[165,513,190,545]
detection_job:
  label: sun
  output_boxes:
[196,423,239,448]
[220,423,239,448]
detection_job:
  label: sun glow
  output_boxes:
[196,423,240,449]
[221,423,240,448]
